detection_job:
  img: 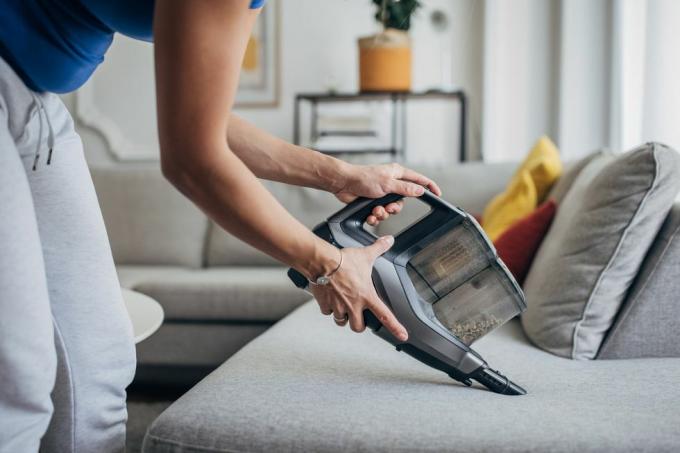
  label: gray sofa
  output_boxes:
[92,161,516,385]
[91,157,680,452]
[143,303,680,453]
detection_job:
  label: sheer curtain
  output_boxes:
[639,0,680,151]
[480,0,680,162]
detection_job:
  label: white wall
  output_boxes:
[65,0,484,166]
[482,0,560,162]
[557,0,613,158]
[62,0,680,167]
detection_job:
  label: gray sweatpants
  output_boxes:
[0,58,136,452]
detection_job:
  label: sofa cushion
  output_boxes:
[143,302,680,453]
[482,169,538,241]
[494,199,557,284]
[206,181,343,266]
[482,136,562,241]
[117,265,309,322]
[522,143,680,359]
[598,204,680,359]
[92,166,208,268]
[547,150,604,203]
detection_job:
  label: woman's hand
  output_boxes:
[334,163,442,226]
[310,236,408,341]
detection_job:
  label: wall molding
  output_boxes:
[74,84,159,162]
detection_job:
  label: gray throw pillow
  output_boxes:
[521,143,680,359]
[547,150,606,204]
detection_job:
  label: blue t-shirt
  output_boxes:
[0,0,266,93]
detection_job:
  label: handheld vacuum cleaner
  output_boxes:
[288,191,527,395]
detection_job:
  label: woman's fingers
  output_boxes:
[334,314,349,327]
[400,167,442,196]
[385,201,403,214]
[368,206,390,227]
[317,298,333,316]
[388,180,426,198]
[331,301,349,326]
[368,299,408,341]
[335,299,406,342]
[347,307,366,333]
[366,235,395,259]
[314,239,406,339]
[371,206,390,221]
[368,201,405,226]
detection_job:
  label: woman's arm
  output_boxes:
[153,0,434,340]
[154,0,336,282]
[227,114,441,224]
[227,114,347,191]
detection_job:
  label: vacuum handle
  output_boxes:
[340,190,445,228]
[335,190,448,247]
[341,193,404,230]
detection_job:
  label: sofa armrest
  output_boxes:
[598,203,680,359]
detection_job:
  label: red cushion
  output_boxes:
[493,200,557,285]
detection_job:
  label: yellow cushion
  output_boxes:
[482,170,538,242]
[520,136,563,202]
[482,136,562,241]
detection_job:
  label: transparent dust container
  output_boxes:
[406,220,525,345]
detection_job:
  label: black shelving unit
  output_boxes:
[293,90,468,162]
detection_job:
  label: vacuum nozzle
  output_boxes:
[470,366,527,395]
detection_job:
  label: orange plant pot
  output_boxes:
[358,29,412,92]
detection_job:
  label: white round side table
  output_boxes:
[121,288,164,344]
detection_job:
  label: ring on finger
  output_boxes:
[333,313,349,325]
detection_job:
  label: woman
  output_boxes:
[0,0,441,451]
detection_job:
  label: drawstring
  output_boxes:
[45,108,55,165]
[31,99,43,171]
[30,93,55,171]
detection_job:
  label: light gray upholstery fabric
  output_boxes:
[143,302,680,453]
[117,265,188,289]
[547,150,604,203]
[117,265,309,322]
[598,203,680,359]
[92,166,208,268]
[206,180,343,266]
[522,143,680,359]
[410,161,516,214]
[136,323,269,367]
[206,163,516,266]
[373,162,516,236]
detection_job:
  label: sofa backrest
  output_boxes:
[205,180,344,266]
[206,162,517,266]
[375,161,516,236]
[91,165,209,268]
[597,203,680,359]
[411,161,516,213]
[92,161,517,268]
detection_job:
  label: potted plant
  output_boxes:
[358,0,421,92]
